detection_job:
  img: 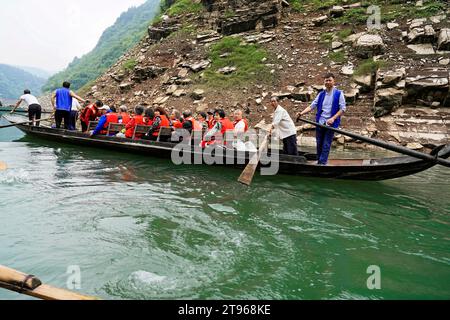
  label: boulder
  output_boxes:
[191,89,205,100]
[341,65,354,76]
[182,60,211,72]
[291,88,314,102]
[166,84,178,96]
[132,65,167,82]
[332,41,343,50]
[407,44,435,55]
[437,28,450,51]
[148,25,179,41]
[330,6,345,18]
[405,67,449,106]
[353,34,385,58]
[387,22,399,30]
[173,89,187,98]
[119,83,133,92]
[373,88,405,117]
[408,25,435,43]
[153,96,169,105]
[312,15,329,27]
[380,69,406,86]
[178,68,189,78]
[409,18,426,29]
[345,88,360,105]
[217,66,237,75]
[353,74,374,93]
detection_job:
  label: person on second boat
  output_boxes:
[202,109,234,147]
[170,109,183,129]
[90,106,119,137]
[144,107,170,141]
[11,90,42,126]
[124,105,146,139]
[269,96,299,156]
[298,72,347,165]
[80,100,103,132]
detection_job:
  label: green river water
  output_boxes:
[0,113,449,300]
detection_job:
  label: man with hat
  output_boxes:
[90,105,117,137]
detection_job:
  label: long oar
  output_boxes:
[0,265,98,300]
[0,116,54,129]
[297,118,450,168]
[238,132,271,186]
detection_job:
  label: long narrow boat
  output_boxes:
[3,116,450,181]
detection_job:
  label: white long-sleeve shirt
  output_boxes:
[272,105,297,140]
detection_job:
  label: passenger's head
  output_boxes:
[154,107,167,117]
[207,110,214,119]
[119,105,128,113]
[234,110,243,121]
[24,89,31,95]
[99,105,110,115]
[197,112,207,122]
[214,109,226,121]
[135,105,145,116]
[109,106,117,113]
[62,81,71,89]
[270,96,279,110]
[182,110,192,119]
[323,72,336,90]
[95,100,103,108]
[170,109,181,120]
[145,108,155,119]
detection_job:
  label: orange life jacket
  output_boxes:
[184,117,202,131]
[220,118,235,135]
[120,112,131,125]
[171,119,183,129]
[234,119,249,132]
[208,118,215,130]
[125,115,145,139]
[100,113,119,135]
[152,115,170,137]
[81,104,99,125]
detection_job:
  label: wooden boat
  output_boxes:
[3,116,450,181]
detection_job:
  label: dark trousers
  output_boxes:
[81,121,88,133]
[28,104,42,126]
[69,111,78,131]
[316,127,335,165]
[55,110,70,129]
[282,134,299,156]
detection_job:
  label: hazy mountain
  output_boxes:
[0,64,46,100]
[16,66,54,80]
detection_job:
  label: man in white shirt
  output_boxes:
[269,97,298,156]
[69,99,81,130]
[11,90,42,126]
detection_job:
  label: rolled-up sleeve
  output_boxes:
[310,95,320,110]
[339,92,347,112]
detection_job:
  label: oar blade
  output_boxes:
[238,162,258,186]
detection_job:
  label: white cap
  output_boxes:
[99,105,110,111]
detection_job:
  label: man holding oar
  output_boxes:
[10,90,42,126]
[298,73,347,165]
[51,81,85,130]
[269,96,298,156]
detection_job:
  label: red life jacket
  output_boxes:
[125,115,145,139]
[120,112,131,124]
[152,115,170,137]
[171,119,183,129]
[81,104,98,125]
[220,118,235,135]
[100,113,119,135]
[234,119,249,132]
[208,118,216,130]
[184,117,202,131]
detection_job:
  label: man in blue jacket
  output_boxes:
[51,81,85,129]
[298,73,347,165]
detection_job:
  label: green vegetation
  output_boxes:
[123,59,138,72]
[224,10,235,19]
[354,58,386,76]
[43,0,160,92]
[320,32,334,43]
[288,0,304,12]
[166,0,203,16]
[0,64,46,99]
[202,37,273,88]
[328,51,346,64]
[337,28,353,40]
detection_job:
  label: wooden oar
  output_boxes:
[0,116,54,129]
[297,118,450,168]
[0,265,98,300]
[238,131,271,186]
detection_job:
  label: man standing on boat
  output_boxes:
[269,96,299,156]
[51,81,85,129]
[11,90,42,126]
[298,73,347,165]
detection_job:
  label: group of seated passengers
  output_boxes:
[85,102,249,147]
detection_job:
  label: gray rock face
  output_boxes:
[373,88,405,118]
[405,68,449,107]
[148,25,180,41]
[437,28,450,51]
[132,65,167,83]
[408,25,435,43]
[407,44,435,55]
[353,34,385,58]
[119,83,133,92]
[353,74,374,93]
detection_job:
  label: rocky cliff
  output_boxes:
[83,0,450,150]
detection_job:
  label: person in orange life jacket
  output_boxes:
[196,112,209,133]
[170,109,183,129]
[232,109,249,149]
[202,109,234,147]
[80,100,103,132]
[182,110,202,134]
[144,107,170,141]
[144,108,155,126]
[298,73,347,165]
[51,81,85,130]
[119,105,131,124]
[91,106,119,137]
[124,105,146,139]
[269,96,299,156]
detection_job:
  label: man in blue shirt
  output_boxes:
[298,73,347,165]
[51,81,85,129]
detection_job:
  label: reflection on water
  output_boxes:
[0,115,449,300]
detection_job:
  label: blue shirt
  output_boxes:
[55,88,73,112]
[92,111,111,136]
[310,87,347,125]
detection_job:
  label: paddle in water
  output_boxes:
[238,131,271,186]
